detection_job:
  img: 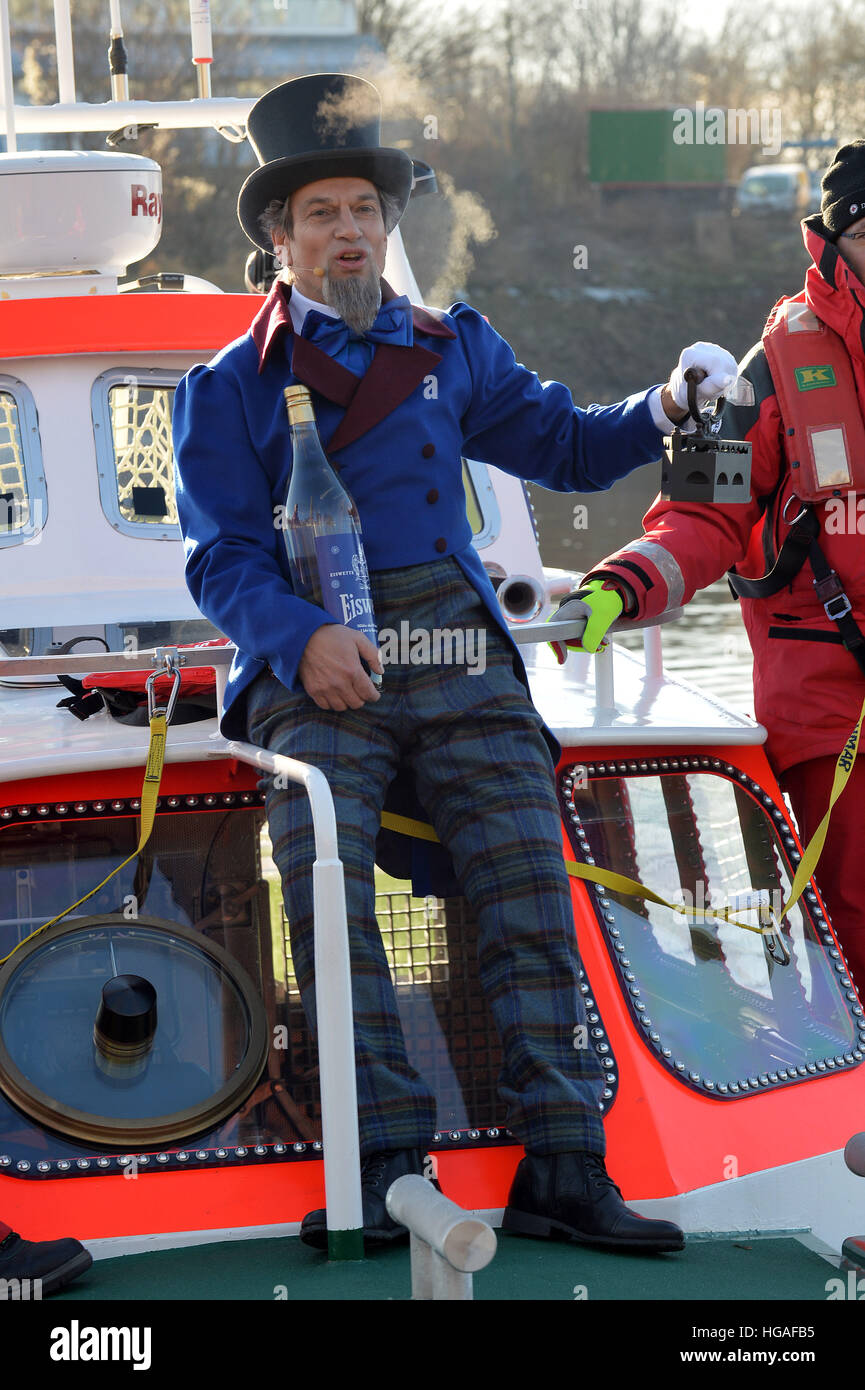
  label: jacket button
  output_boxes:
[434,537,447,553]
[426,488,439,504]
[421,443,435,458]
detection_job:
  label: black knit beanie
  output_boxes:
[821,140,865,238]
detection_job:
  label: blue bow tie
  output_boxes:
[300,296,413,374]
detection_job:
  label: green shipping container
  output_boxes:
[589,109,728,186]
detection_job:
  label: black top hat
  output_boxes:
[238,73,414,250]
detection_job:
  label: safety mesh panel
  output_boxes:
[0,392,29,532]
[278,893,505,1133]
[108,383,178,525]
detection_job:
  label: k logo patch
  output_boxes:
[794,365,837,391]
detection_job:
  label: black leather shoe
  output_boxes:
[502,1151,685,1253]
[0,1230,93,1295]
[300,1147,436,1249]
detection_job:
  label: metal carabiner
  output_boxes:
[782,492,807,528]
[145,646,183,725]
[761,910,791,967]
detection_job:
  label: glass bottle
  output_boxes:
[282,384,380,685]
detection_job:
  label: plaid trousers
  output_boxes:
[245,558,606,1156]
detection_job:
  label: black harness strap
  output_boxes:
[728,502,865,678]
[807,538,865,679]
[727,505,820,600]
[55,674,106,721]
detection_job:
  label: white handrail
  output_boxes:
[594,642,615,710]
[212,737,364,1261]
[643,623,664,680]
[0,646,235,676]
[0,96,253,135]
[0,613,676,724]
[0,645,235,726]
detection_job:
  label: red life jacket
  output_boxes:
[727,293,865,686]
[762,291,865,502]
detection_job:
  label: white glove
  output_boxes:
[668,342,739,412]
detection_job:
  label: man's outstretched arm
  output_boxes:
[576,344,781,630]
[452,303,737,494]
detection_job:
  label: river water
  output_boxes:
[528,467,756,719]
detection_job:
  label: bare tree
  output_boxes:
[355,0,415,53]
[789,0,865,144]
[535,0,690,103]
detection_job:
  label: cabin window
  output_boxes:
[0,628,38,657]
[562,762,863,1096]
[92,368,181,540]
[462,457,501,547]
[91,372,499,546]
[106,617,222,651]
[0,377,47,549]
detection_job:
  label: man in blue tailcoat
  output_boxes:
[173,72,736,1253]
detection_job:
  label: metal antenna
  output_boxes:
[108,0,129,102]
[53,0,76,104]
[189,0,213,99]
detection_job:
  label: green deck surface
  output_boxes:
[52,1233,834,1302]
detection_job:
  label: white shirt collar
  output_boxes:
[287,284,340,335]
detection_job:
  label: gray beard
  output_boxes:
[322,265,382,334]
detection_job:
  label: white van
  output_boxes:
[734,164,811,216]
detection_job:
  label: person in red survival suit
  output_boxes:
[0,1216,92,1295]
[557,141,865,991]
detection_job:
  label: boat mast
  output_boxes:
[0,0,16,151]
[53,0,77,103]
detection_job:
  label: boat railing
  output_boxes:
[0,603,681,720]
[510,606,680,707]
[0,644,237,723]
[385,1174,497,1299]
[0,607,680,720]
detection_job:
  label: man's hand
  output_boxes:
[298,624,383,710]
[547,579,627,663]
[664,342,739,423]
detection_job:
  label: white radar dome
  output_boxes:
[0,150,163,276]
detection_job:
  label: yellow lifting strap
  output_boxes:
[381,697,865,958]
[0,661,180,969]
[381,811,439,843]
[780,696,864,922]
[382,810,775,941]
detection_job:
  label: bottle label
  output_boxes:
[314,533,377,642]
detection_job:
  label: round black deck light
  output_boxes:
[93,973,157,1080]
